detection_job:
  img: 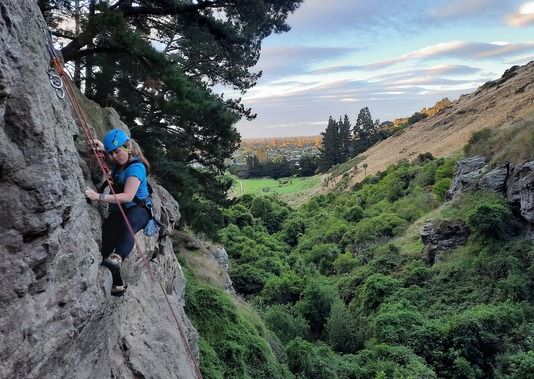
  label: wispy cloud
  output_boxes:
[427,0,498,18]
[363,41,534,70]
[506,1,534,26]
[256,46,358,80]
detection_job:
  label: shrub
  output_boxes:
[359,274,400,313]
[332,252,358,274]
[466,200,512,239]
[351,343,437,378]
[432,178,452,201]
[304,243,340,275]
[262,271,304,305]
[296,280,337,337]
[373,302,425,344]
[229,263,270,296]
[264,305,309,344]
[286,338,338,379]
[351,213,407,244]
[343,204,365,222]
[495,351,534,379]
[326,301,366,353]
[185,281,289,379]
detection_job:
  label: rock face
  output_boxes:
[208,245,235,293]
[0,2,198,378]
[421,220,469,265]
[446,156,534,227]
[507,161,534,224]
[446,156,488,200]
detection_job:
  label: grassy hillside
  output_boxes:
[325,62,534,191]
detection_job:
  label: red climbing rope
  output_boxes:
[45,30,203,379]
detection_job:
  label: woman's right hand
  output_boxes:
[90,139,104,152]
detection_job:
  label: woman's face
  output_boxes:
[108,146,129,166]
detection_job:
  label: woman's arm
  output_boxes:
[85,176,141,204]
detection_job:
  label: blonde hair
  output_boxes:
[126,139,150,170]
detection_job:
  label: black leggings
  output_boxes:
[101,206,149,260]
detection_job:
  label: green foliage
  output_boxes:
[264,305,309,344]
[350,343,437,378]
[286,338,340,379]
[373,302,425,344]
[262,271,305,305]
[332,252,359,274]
[303,243,341,275]
[432,178,452,201]
[249,196,291,233]
[212,155,533,379]
[185,280,290,379]
[326,301,367,353]
[466,196,512,239]
[295,280,337,337]
[495,351,534,379]
[280,214,307,247]
[359,274,401,313]
[346,213,407,245]
[229,264,270,296]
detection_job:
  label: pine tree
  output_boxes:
[352,107,375,156]
[319,117,341,172]
[339,114,352,162]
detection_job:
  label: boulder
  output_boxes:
[421,219,469,265]
[478,164,509,193]
[446,156,487,200]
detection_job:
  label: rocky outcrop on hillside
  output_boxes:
[421,219,469,265]
[446,156,534,227]
[422,157,534,262]
[0,1,198,378]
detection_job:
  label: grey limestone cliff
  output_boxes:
[0,1,198,378]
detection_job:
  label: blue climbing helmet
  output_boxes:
[103,129,130,153]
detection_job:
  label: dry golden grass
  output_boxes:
[177,244,230,290]
[325,61,534,190]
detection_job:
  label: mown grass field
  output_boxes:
[231,175,322,201]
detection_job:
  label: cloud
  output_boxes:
[363,41,534,69]
[256,46,358,80]
[427,0,499,18]
[506,1,534,26]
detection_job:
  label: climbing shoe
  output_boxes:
[103,253,122,271]
[111,284,127,297]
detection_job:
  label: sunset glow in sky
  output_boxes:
[233,0,534,138]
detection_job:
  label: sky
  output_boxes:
[231,0,534,138]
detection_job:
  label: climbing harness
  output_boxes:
[44,29,203,379]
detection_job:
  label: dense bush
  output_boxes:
[229,263,270,295]
[466,198,512,239]
[263,305,309,344]
[185,281,290,379]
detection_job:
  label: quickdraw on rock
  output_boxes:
[44,29,65,99]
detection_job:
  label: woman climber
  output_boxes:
[85,129,151,297]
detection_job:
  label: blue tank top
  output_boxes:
[110,158,149,211]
